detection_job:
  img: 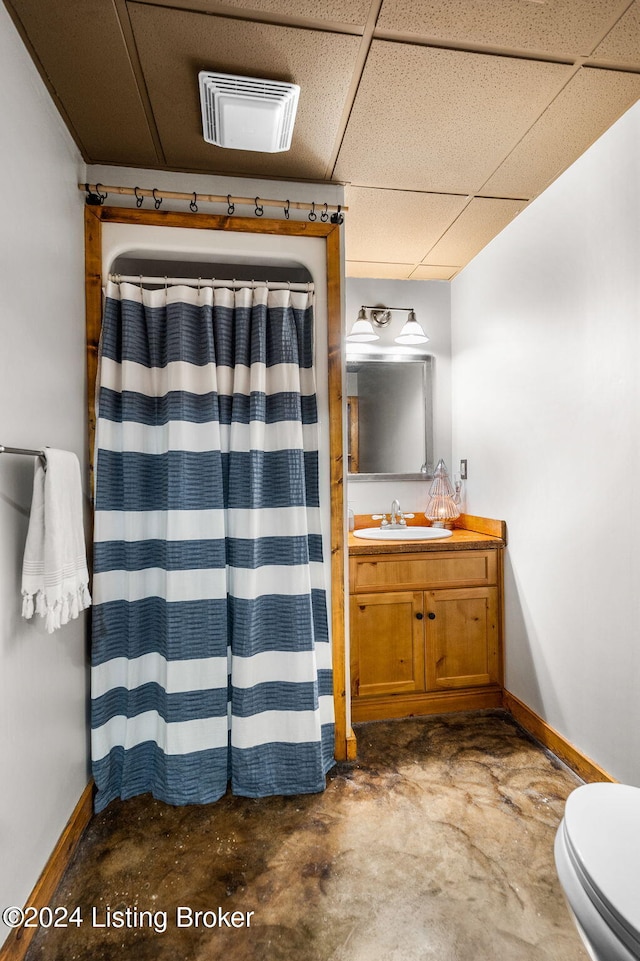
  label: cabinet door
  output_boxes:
[425,587,499,690]
[350,592,425,698]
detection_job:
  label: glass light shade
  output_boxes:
[347,308,380,343]
[425,458,460,523]
[394,311,429,345]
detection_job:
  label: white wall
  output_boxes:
[451,100,640,785]
[0,6,88,945]
[345,278,451,516]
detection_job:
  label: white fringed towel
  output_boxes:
[21,449,91,633]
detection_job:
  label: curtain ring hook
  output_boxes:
[255,197,264,217]
[84,183,102,206]
[284,199,290,220]
[134,186,144,208]
[95,183,107,203]
[153,188,162,209]
[227,195,235,215]
[321,202,329,222]
[190,192,198,213]
[164,276,168,292]
[308,201,317,222]
[330,203,344,225]
[197,277,201,292]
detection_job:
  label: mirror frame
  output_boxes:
[346,351,434,482]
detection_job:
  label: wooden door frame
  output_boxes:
[84,204,354,762]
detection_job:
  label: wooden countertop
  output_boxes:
[348,514,506,555]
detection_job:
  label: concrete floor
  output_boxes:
[25,711,588,961]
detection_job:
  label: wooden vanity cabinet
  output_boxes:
[349,542,503,722]
[350,591,426,698]
[425,587,499,690]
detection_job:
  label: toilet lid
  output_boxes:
[563,783,640,955]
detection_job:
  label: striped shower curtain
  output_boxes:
[91,280,334,812]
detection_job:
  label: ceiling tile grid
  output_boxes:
[4,0,640,276]
[345,261,417,280]
[481,66,640,199]
[344,185,468,262]
[6,0,159,165]
[590,1,640,64]
[182,0,373,26]
[423,197,528,266]
[410,264,459,281]
[137,0,371,29]
[128,2,362,180]
[375,0,632,58]
[333,40,572,194]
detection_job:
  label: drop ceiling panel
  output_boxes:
[425,198,527,266]
[376,0,630,58]
[128,2,360,178]
[145,0,372,26]
[6,0,640,279]
[5,0,158,165]
[410,265,459,281]
[333,41,571,194]
[345,187,468,262]
[346,262,416,279]
[590,2,640,66]
[482,67,640,199]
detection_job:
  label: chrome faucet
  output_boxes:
[385,498,408,528]
[372,500,415,529]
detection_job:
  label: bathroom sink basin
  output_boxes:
[353,526,453,541]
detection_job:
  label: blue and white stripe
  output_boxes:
[91,282,334,811]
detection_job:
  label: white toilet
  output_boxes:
[555,782,640,961]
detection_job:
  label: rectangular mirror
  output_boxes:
[346,353,434,481]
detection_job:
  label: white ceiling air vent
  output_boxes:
[198,71,300,153]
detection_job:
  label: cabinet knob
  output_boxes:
[415,612,424,620]
[427,612,436,620]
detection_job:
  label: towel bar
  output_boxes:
[0,444,45,457]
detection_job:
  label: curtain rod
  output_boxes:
[80,183,346,220]
[109,274,314,292]
[0,445,44,457]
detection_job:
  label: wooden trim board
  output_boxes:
[352,688,503,723]
[325,220,348,761]
[503,691,615,783]
[0,782,94,961]
[455,514,506,541]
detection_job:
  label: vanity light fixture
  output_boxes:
[346,305,429,345]
[395,310,429,345]
[346,307,380,342]
[425,459,461,527]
